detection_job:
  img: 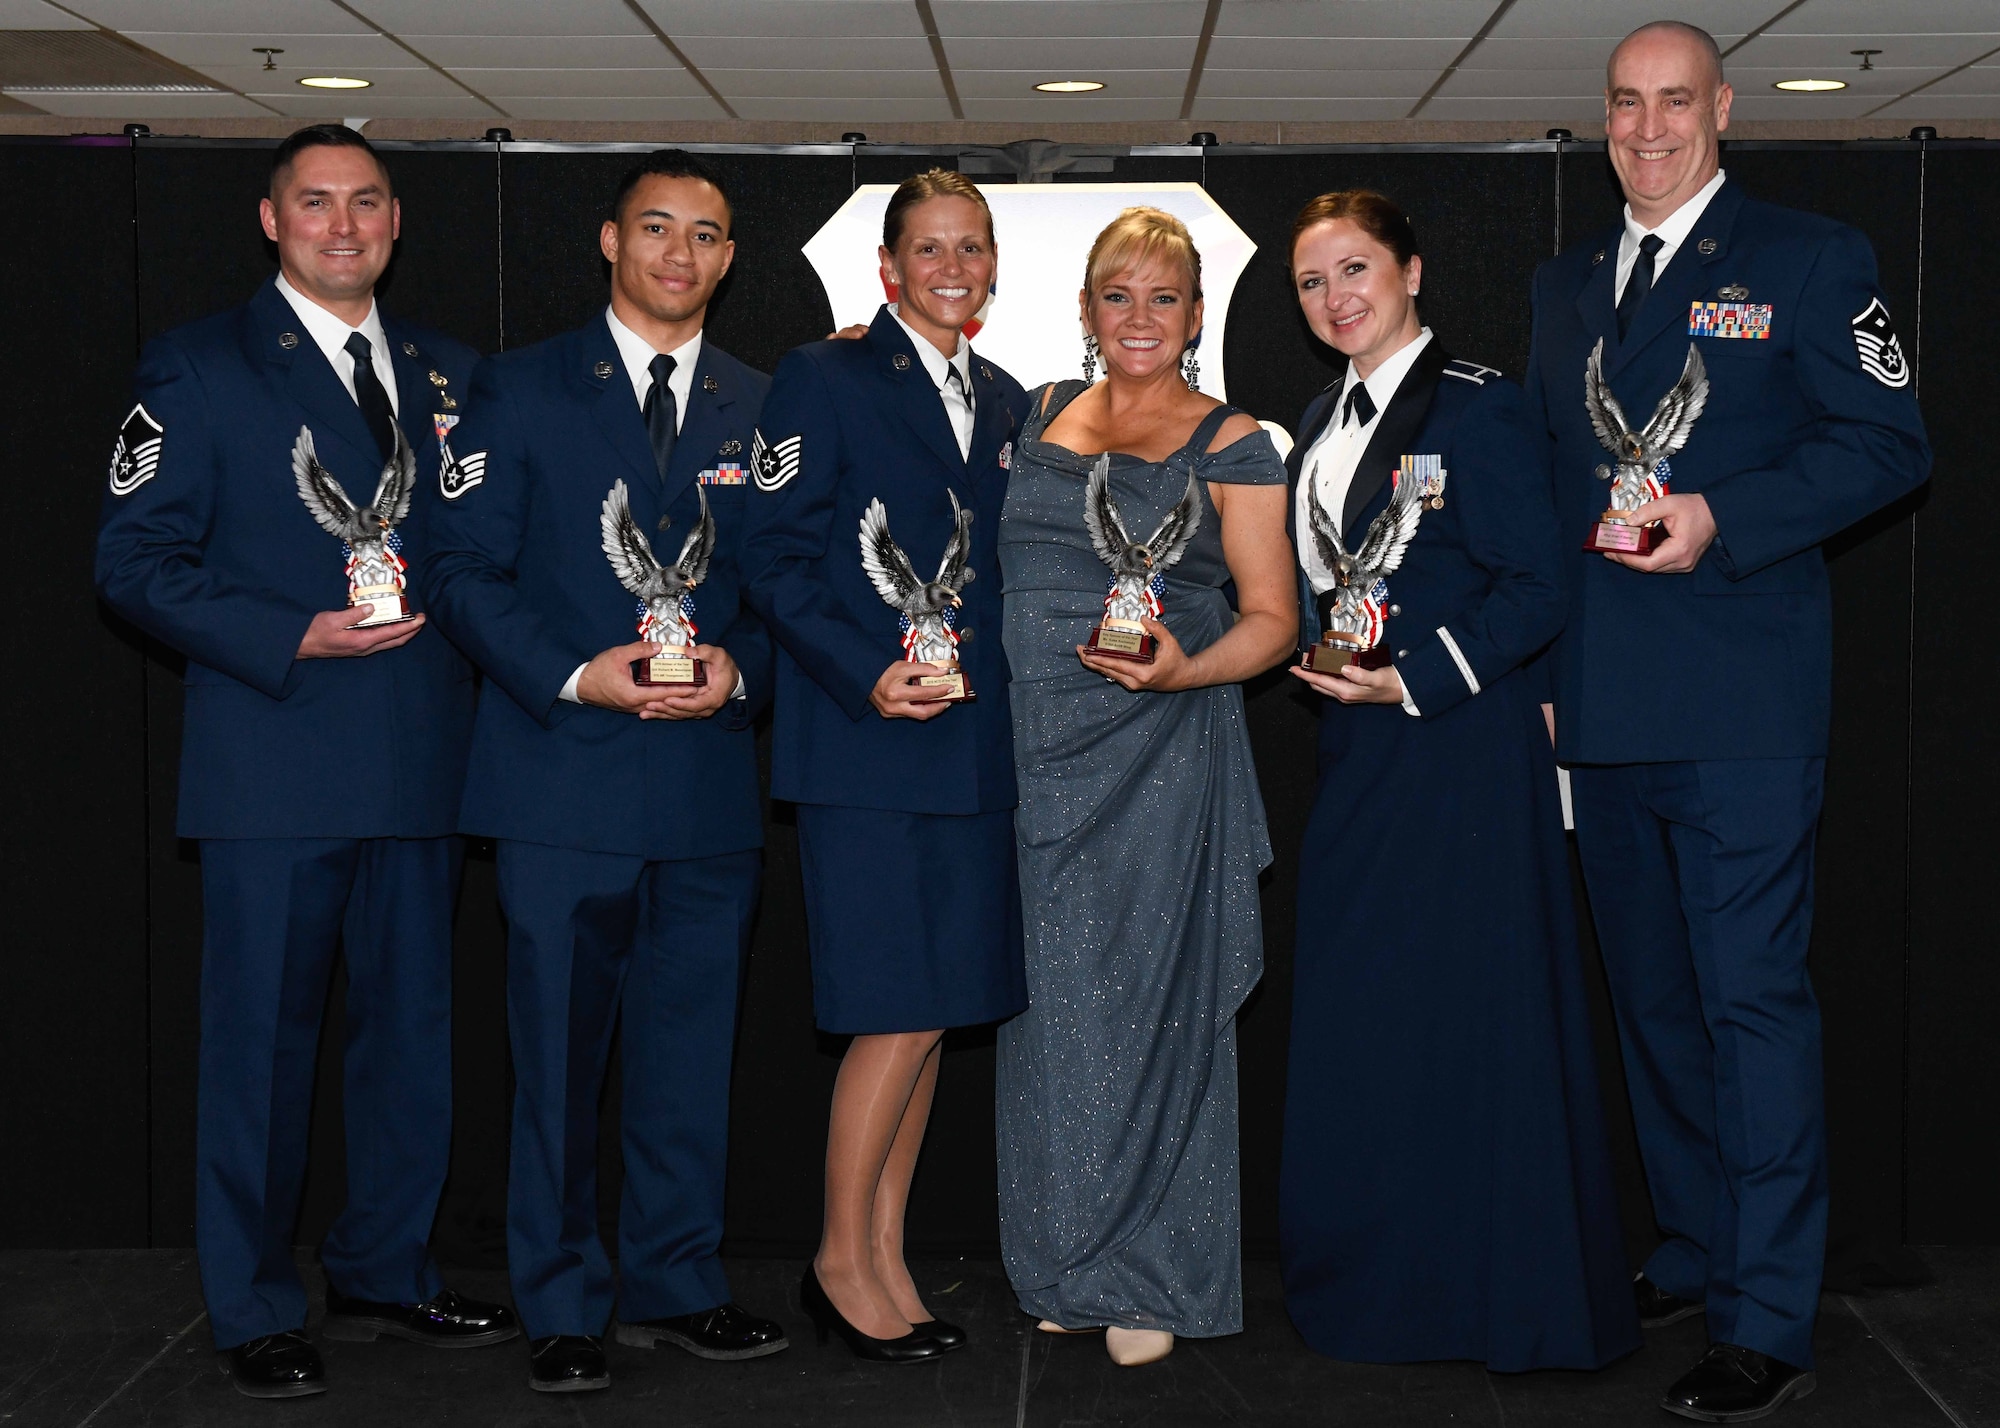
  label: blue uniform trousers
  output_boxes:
[196,836,458,1349]
[1569,759,1828,1368]
[496,840,759,1338]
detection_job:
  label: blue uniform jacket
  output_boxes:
[1288,340,1566,721]
[416,316,772,861]
[739,306,1027,814]
[1525,179,1931,764]
[95,277,477,840]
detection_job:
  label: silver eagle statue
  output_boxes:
[291,424,416,622]
[859,489,975,667]
[1083,453,1202,626]
[1585,338,1708,512]
[1308,464,1424,644]
[599,479,716,650]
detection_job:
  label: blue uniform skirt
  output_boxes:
[795,804,1028,1035]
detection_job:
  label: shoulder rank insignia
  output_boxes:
[440,448,486,500]
[1851,297,1910,388]
[1442,358,1500,385]
[1690,301,1772,340]
[750,429,803,492]
[108,402,164,496]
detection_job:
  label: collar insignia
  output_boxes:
[703,373,719,393]
[402,342,419,357]
[1591,250,1605,266]
[893,352,911,371]
[1697,237,1718,255]
[278,331,299,349]
[594,360,615,378]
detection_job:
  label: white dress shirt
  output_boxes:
[605,306,700,435]
[1616,167,1727,304]
[275,272,398,415]
[890,304,974,459]
[561,310,742,704]
[1295,327,1433,717]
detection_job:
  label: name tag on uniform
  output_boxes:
[1689,301,1772,339]
[699,463,747,485]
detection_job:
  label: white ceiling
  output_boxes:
[3,0,1994,123]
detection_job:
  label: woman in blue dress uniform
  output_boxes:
[739,170,1029,1364]
[1277,191,1640,1371]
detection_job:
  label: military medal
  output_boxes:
[601,479,714,686]
[1082,453,1201,663]
[1300,461,1425,673]
[290,425,419,627]
[1581,339,1708,555]
[1689,300,1772,339]
[859,490,977,701]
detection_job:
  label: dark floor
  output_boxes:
[2,1249,1993,1427]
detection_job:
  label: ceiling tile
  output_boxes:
[1215,1,1492,40]
[408,35,690,68]
[495,95,728,120]
[706,68,944,99]
[1724,65,1912,98]
[1200,67,1443,99]
[728,94,954,119]
[359,0,647,38]
[1721,92,1881,119]
[0,0,90,29]
[229,66,466,98]
[0,88,271,114]
[127,32,409,69]
[942,35,1195,69]
[1204,36,1464,68]
[450,68,706,98]
[1771,0,2000,35]
[933,2,1206,38]
[1472,36,1741,70]
[63,0,372,33]
[1416,94,1610,119]
[954,68,1186,99]
[1728,33,2000,71]
[674,35,936,68]
[258,92,498,119]
[1873,93,2000,117]
[1492,1,1771,41]
[957,95,1180,119]
[1438,67,1612,97]
[1188,96,1413,120]
[1925,64,2000,97]
[637,2,922,39]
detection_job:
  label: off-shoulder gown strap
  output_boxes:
[1025,379,1090,442]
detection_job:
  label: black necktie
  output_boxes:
[1617,232,1665,340]
[1343,381,1376,429]
[643,353,678,481]
[344,331,396,462]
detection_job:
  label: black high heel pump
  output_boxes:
[800,1266,946,1364]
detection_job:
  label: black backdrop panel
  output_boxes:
[1907,147,2000,1244]
[0,140,149,1247]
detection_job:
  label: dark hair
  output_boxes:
[270,123,388,195]
[881,168,994,252]
[1289,190,1419,269]
[609,149,732,229]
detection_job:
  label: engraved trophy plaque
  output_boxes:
[291,425,419,627]
[859,489,977,702]
[601,479,714,687]
[1581,339,1708,555]
[1300,456,1429,673]
[1083,453,1201,663]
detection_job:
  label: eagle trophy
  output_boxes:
[600,478,715,686]
[858,488,977,701]
[1082,452,1202,663]
[290,424,417,626]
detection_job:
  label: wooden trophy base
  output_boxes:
[631,652,707,687]
[1087,619,1155,663]
[1583,513,1663,554]
[1302,637,1391,673]
[907,667,974,702]
[350,592,417,628]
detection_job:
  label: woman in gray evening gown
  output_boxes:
[996,208,1297,1367]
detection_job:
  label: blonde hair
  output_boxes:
[882,168,995,250]
[1084,206,1202,302]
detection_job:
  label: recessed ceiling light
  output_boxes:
[1773,78,1846,92]
[1034,79,1105,93]
[299,75,371,90]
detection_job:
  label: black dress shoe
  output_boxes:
[799,1267,946,1364]
[1662,1343,1816,1422]
[323,1285,521,1347]
[616,1302,789,1360]
[529,1334,610,1393]
[226,1330,326,1399]
[911,1317,967,1351]
[1635,1272,1706,1328]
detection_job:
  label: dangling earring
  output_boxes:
[1082,333,1099,383]
[1181,337,1201,392]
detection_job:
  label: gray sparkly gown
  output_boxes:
[996,381,1281,1336]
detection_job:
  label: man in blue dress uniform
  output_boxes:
[95,126,516,1399]
[419,150,784,1394]
[1525,24,1929,1421]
